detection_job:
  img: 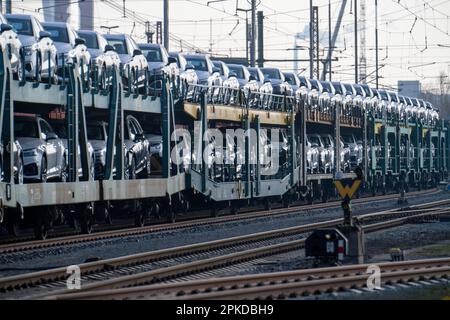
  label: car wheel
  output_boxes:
[40,156,48,183]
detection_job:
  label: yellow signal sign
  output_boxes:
[334,180,362,200]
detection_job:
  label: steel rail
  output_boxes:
[36,206,450,299]
[1,188,439,254]
[44,258,450,300]
[2,199,448,298]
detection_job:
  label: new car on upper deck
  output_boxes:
[6,14,57,82]
[260,67,293,96]
[183,53,221,87]
[104,33,148,92]
[0,15,23,81]
[212,60,230,82]
[139,43,177,90]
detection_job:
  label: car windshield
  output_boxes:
[78,32,98,49]
[186,57,209,71]
[284,74,296,85]
[262,69,281,80]
[107,39,127,54]
[141,48,163,62]
[228,65,244,79]
[321,82,332,93]
[309,136,321,146]
[52,124,67,139]
[361,85,372,97]
[249,69,260,81]
[321,136,332,147]
[87,125,105,140]
[299,77,309,88]
[342,135,354,144]
[332,83,343,94]
[389,92,398,103]
[344,84,354,95]
[14,118,39,138]
[309,79,320,90]
[379,90,389,100]
[353,85,364,96]
[8,18,33,36]
[213,62,224,75]
[44,25,69,43]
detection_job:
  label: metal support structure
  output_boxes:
[375,0,379,89]
[105,69,123,181]
[145,21,154,44]
[255,116,261,196]
[245,115,251,197]
[312,6,320,79]
[250,0,257,67]
[328,0,332,81]
[257,11,264,68]
[321,0,347,81]
[6,0,11,14]
[163,0,169,51]
[359,0,367,84]
[162,77,171,179]
[156,21,163,45]
[334,101,341,175]
[309,0,314,79]
[354,0,359,84]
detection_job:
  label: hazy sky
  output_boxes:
[10,0,450,90]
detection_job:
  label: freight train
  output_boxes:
[0,26,448,240]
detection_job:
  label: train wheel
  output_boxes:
[264,198,272,211]
[135,211,145,228]
[5,210,20,237]
[167,207,176,224]
[80,203,94,234]
[34,213,48,240]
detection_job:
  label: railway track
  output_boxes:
[0,188,442,254]
[1,199,448,299]
[45,258,450,300]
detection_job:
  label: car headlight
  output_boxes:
[23,149,38,157]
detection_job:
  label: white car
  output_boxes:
[0,22,22,81]
[6,14,58,83]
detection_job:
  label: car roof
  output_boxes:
[5,14,35,20]
[42,21,69,27]
[77,29,97,35]
[227,64,245,68]
[184,53,207,59]
[104,33,127,40]
[138,43,161,49]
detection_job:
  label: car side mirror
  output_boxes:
[39,30,52,40]
[104,44,115,53]
[46,132,58,141]
[133,49,142,57]
[168,57,177,65]
[75,38,86,46]
[0,23,13,33]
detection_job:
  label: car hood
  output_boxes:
[87,48,104,60]
[147,61,166,72]
[18,35,36,48]
[195,70,211,82]
[237,79,248,87]
[269,79,283,86]
[17,137,43,151]
[118,54,132,64]
[145,134,162,145]
[89,140,106,152]
[53,42,73,54]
